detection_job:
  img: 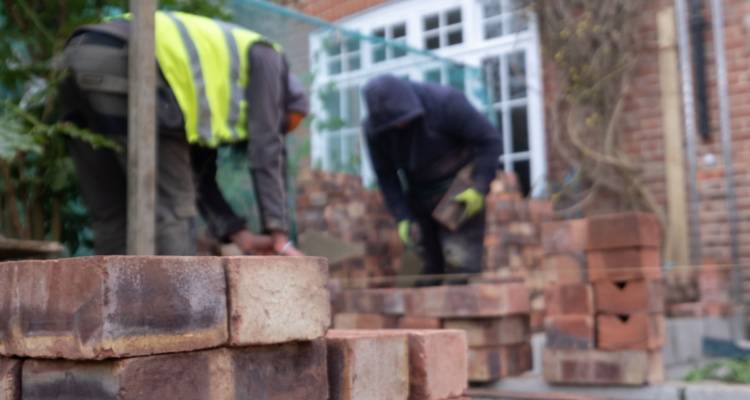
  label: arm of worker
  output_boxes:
[245,43,302,256]
[444,91,503,194]
[366,134,412,222]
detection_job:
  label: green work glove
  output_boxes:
[453,188,485,219]
[398,220,412,245]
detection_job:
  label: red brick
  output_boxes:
[699,264,731,301]
[468,343,532,382]
[586,213,661,250]
[594,279,665,314]
[443,316,530,347]
[667,302,704,318]
[587,248,662,282]
[543,348,663,385]
[405,330,468,400]
[545,315,594,349]
[0,257,228,360]
[326,330,409,400]
[0,359,20,400]
[333,313,399,329]
[22,340,328,400]
[541,253,587,285]
[545,283,594,316]
[340,288,407,315]
[225,257,330,345]
[406,283,530,318]
[542,219,589,254]
[597,314,665,350]
[397,316,442,330]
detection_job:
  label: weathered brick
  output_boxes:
[22,340,328,400]
[587,248,662,282]
[597,314,665,350]
[405,330,468,400]
[397,316,442,330]
[541,219,589,254]
[339,288,408,315]
[406,283,530,318]
[334,313,399,330]
[543,348,663,386]
[468,343,532,382]
[443,316,530,347]
[594,279,664,314]
[586,213,661,250]
[0,359,20,400]
[0,256,228,360]
[326,330,409,400]
[545,315,595,350]
[545,283,594,316]
[225,257,330,345]
[541,253,587,285]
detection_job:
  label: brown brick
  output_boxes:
[406,283,530,318]
[22,340,328,400]
[543,348,663,386]
[226,257,330,345]
[545,283,594,316]
[334,313,399,329]
[594,279,664,314]
[542,219,589,254]
[541,253,587,285]
[443,316,530,347]
[340,288,408,315]
[468,343,532,382]
[586,213,661,250]
[0,257,227,360]
[597,314,665,350]
[667,302,703,318]
[587,248,662,282]
[545,315,595,350]
[699,264,730,301]
[405,330,468,400]
[0,359,20,400]
[326,330,409,400]
[397,316,442,330]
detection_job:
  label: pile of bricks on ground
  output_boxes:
[332,280,533,383]
[0,256,469,400]
[667,262,733,318]
[542,213,666,386]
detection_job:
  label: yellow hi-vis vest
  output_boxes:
[155,11,280,147]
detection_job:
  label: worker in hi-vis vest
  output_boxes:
[59,11,305,256]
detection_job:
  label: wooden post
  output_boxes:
[127,0,157,255]
[658,7,690,267]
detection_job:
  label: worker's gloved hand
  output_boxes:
[398,220,412,246]
[453,188,485,219]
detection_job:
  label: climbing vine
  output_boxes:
[532,0,663,220]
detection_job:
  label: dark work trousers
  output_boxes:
[409,190,486,284]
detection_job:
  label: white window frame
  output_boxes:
[310,0,546,196]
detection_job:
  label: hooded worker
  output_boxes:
[363,74,502,283]
[59,11,305,256]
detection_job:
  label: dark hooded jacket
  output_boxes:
[363,74,502,222]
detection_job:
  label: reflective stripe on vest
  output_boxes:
[154,11,279,147]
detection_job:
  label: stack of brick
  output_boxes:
[332,281,533,383]
[0,256,332,399]
[668,262,732,318]
[543,213,665,386]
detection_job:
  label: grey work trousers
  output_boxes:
[68,132,198,255]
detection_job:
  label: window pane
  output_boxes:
[346,86,361,127]
[483,57,501,103]
[508,12,529,34]
[423,14,439,31]
[342,134,361,174]
[324,89,341,121]
[508,51,527,99]
[324,36,341,56]
[505,0,526,12]
[485,20,503,39]
[328,134,342,171]
[345,37,360,52]
[493,109,504,135]
[448,66,465,92]
[392,23,406,39]
[424,68,442,84]
[446,8,462,25]
[483,0,503,18]
[328,59,342,75]
[373,28,386,38]
[372,45,386,63]
[447,29,463,46]
[425,34,440,50]
[513,159,531,196]
[511,106,529,152]
[392,41,407,58]
[347,54,361,71]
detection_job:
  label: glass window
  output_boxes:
[372,22,408,63]
[424,68,442,84]
[511,106,528,152]
[424,14,440,31]
[322,33,360,73]
[508,52,526,99]
[422,8,464,49]
[482,0,529,40]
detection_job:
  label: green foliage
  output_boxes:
[686,359,750,384]
[0,0,228,253]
